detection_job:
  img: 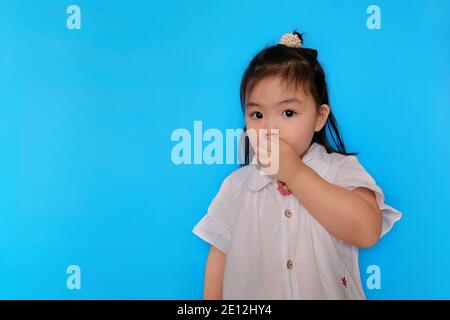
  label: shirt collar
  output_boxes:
[245,142,323,192]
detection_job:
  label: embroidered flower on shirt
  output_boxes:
[341,277,348,288]
[277,180,292,196]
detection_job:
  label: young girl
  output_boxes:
[192,31,402,300]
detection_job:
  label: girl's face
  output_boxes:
[245,76,330,159]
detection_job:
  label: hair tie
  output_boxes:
[279,32,302,48]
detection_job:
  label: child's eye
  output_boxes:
[282,109,296,118]
[249,111,263,120]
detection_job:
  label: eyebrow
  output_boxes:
[246,98,303,108]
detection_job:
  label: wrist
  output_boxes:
[285,160,305,186]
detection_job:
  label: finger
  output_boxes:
[261,133,280,152]
[258,136,271,156]
[257,152,271,168]
[257,145,270,162]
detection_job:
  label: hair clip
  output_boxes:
[279,32,302,48]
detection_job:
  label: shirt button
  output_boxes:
[287,259,294,270]
[284,209,292,218]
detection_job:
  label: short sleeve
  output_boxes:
[192,175,233,254]
[333,155,402,238]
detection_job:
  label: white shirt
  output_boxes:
[192,142,402,300]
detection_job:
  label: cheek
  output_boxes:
[245,124,263,151]
[245,117,263,133]
[281,117,309,137]
[281,117,317,154]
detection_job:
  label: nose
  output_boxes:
[263,118,278,135]
[264,122,279,138]
[265,131,278,141]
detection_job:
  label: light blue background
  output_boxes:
[0,0,449,299]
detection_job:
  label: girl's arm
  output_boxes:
[286,163,383,248]
[203,245,226,299]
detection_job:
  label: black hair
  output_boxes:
[239,30,357,166]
